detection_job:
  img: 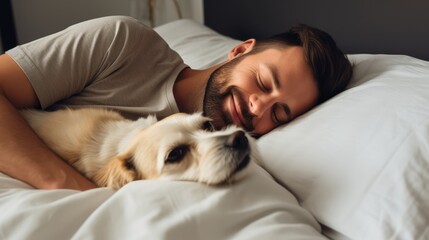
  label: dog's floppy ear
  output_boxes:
[93,155,138,189]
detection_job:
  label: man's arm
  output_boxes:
[0,54,96,190]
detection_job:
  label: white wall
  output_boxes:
[11,0,203,44]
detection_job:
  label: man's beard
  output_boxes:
[202,57,254,132]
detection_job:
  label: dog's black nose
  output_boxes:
[225,131,249,149]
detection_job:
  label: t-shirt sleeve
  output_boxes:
[7,16,155,109]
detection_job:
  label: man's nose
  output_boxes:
[248,94,275,116]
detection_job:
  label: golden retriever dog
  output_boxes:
[20,108,254,189]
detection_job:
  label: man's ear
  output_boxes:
[228,39,256,60]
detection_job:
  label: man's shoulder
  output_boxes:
[73,16,156,37]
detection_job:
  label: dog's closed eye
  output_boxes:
[165,145,189,164]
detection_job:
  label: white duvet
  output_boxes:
[0,164,326,240]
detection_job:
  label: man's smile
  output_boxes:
[227,90,253,132]
[229,92,244,128]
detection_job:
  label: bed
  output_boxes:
[1,17,429,240]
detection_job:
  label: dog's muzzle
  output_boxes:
[225,130,251,174]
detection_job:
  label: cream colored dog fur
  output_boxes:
[21,108,254,189]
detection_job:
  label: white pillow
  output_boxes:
[257,54,429,239]
[155,19,240,69]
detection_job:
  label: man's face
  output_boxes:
[203,46,318,136]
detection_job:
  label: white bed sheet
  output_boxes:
[0,163,326,240]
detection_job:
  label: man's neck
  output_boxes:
[173,64,222,114]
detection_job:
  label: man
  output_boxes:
[0,16,352,190]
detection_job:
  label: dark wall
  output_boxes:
[204,0,429,61]
[0,0,18,52]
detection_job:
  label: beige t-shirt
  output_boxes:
[7,16,188,119]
